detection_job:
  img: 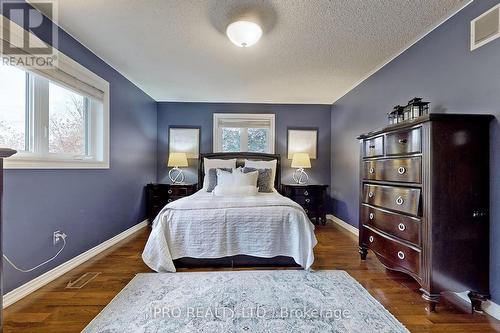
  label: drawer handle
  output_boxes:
[369,145,376,149]
[395,196,404,205]
[369,167,375,174]
[398,223,406,231]
[397,166,406,174]
[369,236,374,243]
[304,209,309,213]
[473,210,488,218]
[369,212,374,220]
[304,191,309,196]
[368,191,374,198]
[167,199,172,203]
[167,189,173,194]
[397,251,405,260]
[398,139,408,144]
[305,198,310,203]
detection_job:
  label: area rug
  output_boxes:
[82,270,409,333]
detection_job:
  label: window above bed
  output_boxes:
[213,113,275,154]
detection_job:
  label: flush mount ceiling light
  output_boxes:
[226,20,262,47]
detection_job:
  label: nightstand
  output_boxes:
[281,184,328,225]
[146,183,197,222]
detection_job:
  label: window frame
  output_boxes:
[213,113,275,154]
[2,17,110,169]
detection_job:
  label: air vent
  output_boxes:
[471,4,500,51]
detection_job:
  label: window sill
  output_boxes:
[4,157,110,169]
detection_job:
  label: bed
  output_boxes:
[142,152,317,272]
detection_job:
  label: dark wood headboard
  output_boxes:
[198,152,281,189]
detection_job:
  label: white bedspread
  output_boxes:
[142,190,317,272]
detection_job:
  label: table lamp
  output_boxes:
[167,152,188,184]
[291,153,311,184]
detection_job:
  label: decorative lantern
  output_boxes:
[388,105,404,124]
[387,107,398,125]
[403,104,413,121]
[407,97,430,119]
[397,106,404,124]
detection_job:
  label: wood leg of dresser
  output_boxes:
[359,246,368,260]
[468,292,489,314]
[421,289,440,312]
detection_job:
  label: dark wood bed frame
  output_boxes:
[173,152,300,269]
[197,152,282,190]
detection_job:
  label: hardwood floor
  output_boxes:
[4,221,500,332]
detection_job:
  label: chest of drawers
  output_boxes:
[358,114,493,312]
[146,183,197,222]
[281,184,328,225]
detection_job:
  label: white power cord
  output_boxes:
[3,233,67,273]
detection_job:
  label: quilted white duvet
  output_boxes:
[142,190,317,272]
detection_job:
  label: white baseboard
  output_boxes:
[3,220,148,308]
[483,300,500,320]
[326,214,359,236]
[326,215,500,319]
[455,291,500,320]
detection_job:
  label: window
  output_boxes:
[0,65,27,151]
[214,114,275,153]
[221,128,241,152]
[48,81,88,156]
[0,64,108,168]
[0,16,109,169]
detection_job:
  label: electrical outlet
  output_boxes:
[53,230,65,245]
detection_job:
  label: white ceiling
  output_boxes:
[38,0,468,104]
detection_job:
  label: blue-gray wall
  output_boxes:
[157,103,331,188]
[2,3,157,293]
[331,0,500,302]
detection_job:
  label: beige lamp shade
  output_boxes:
[291,153,311,169]
[167,152,188,167]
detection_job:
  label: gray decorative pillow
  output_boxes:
[206,168,232,192]
[243,167,273,192]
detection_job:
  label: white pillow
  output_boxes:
[244,159,277,189]
[216,169,258,187]
[213,185,258,196]
[233,169,259,187]
[216,169,234,186]
[202,158,237,190]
